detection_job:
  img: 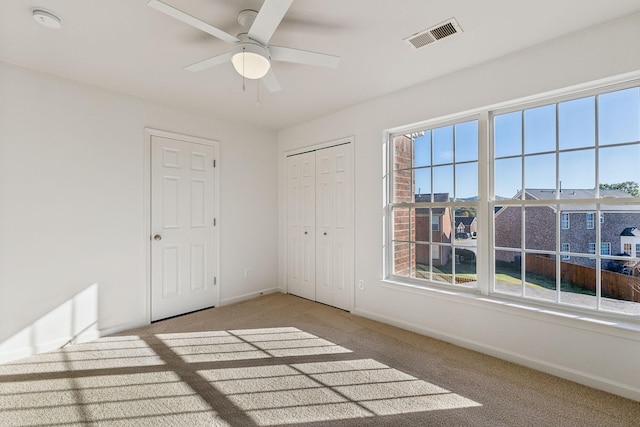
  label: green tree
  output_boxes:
[599,181,639,197]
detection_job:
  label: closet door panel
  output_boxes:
[286,152,316,300]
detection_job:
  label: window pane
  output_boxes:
[414,243,431,279]
[523,254,557,302]
[524,153,556,190]
[525,104,556,154]
[599,144,640,197]
[414,167,431,198]
[494,111,522,158]
[559,149,595,190]
[393,135,413,170]
[559,96,595,149]
[413,131,431,167]
[495,157,522,199]
[495,250,523,296]
[559,256,597,309]
[433,125,454,165]
[525,206,556,251]
[414,207,431,243]
[392,208,413,242]
[598,87,640,146]
[494,206,522,249]
[560,209,596,257]
[432,165,453,197]
[455,162,478,200]
[393,241,413,277]
[455,120,478,162]
[453,247,477,287]
[393,169,414,203]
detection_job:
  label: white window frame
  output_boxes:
[561,213,570,230]
[601,242,611,256]
[384,77,640,319]
[586,213,595,229]
[561,243,571,260]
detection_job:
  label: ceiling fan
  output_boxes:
[147,0,340,92]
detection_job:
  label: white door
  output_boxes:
[286,152,316,300]
[151,136,217,321]
[315,143,353,310]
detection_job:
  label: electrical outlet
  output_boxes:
[358,280,365,291]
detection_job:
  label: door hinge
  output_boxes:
[213,159,216,168]
[214,277,217,285]
[214,218,217,226]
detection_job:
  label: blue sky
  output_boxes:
[410,86,640,199]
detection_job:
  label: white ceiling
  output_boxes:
[2,1,640,130]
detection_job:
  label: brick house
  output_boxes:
[495,188,640,267]
[415,193,452,266]
[455,216,477,235]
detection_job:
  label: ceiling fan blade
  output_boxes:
[147,0,239,44]
[184,52,232,72]
[270,46,340,68]
[262,69,282,93]
[248,0,294,45]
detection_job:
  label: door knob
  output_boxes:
[324,232,327,236]
[154,234,162,241]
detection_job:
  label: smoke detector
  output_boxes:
[32,8,62,29]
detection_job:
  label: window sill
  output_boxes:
[380,278,640,341]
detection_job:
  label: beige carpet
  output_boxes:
[0,292,638,426]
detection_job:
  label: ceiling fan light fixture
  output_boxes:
[231,39,271,79]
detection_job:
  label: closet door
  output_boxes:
[286,152,316,300]
[315,143,353,310]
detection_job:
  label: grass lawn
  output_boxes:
[419,260,596,296]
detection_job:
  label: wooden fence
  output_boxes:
[525,254,640,303]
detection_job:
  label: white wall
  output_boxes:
[0,62,279,362]
[278,14,640,400]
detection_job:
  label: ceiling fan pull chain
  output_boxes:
[257,79,261,106]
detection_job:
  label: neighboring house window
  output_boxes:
[624,243,632,254]
[388,118,479,286]
[387,79,640,318]
[589,242,611,255]
[586,213,595,229]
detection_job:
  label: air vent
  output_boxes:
[404,18,462,49]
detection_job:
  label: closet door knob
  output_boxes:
[324,232,327,236]
[304,231,308,235]
[154,234,162,241]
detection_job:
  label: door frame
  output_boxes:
[284,136,355,311]
[143,128,221,324]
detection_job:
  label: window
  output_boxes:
[624,243,632,254]
[387,80,640,318]
[388,118,479,286]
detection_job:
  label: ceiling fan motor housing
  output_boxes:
[231,34,271,79]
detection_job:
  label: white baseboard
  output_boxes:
[220,287,283,306]
[353,307,640,402]
[99,320,148,338]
